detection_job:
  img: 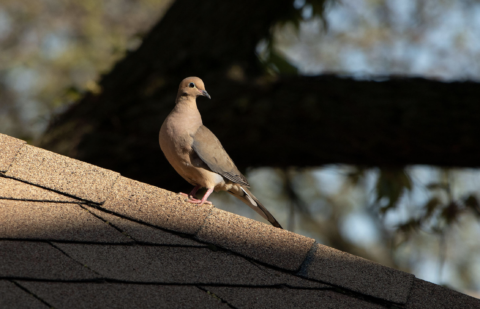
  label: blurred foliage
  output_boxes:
[374,168,412,213]
[276,0,331,29]
[258,0,334,75]
[0,0,171,140]
[275,0,480,80]
[395,170,480,244]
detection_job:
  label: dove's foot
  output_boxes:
[187,198,212,205]
[180,188,214,205]
[179,192,212,204]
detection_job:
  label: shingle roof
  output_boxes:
[0,132,478,308]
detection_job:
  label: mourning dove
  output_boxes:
[159,77,283,229]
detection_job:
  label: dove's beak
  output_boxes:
[201,90,211,99]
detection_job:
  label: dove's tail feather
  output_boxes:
[228,186,283,229]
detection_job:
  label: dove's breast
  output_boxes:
[159,110,225,189]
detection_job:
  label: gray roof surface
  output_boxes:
[0,133,478,308]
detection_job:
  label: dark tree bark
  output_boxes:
[40,0,480,193]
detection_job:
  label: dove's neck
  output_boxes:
[173,96,201,116]
[170,96,203,130]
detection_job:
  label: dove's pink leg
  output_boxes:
[187,188,214,205]
[182,186,201,198]
[180,186,212,205]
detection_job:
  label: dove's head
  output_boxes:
[177,77,211,100]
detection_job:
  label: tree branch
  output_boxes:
[39,0,480,192]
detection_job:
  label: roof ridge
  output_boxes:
[0,133,26,173]
[0,174,85,203]
[1,134,120,204]
[0,132,414,305]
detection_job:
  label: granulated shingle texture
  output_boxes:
[0,280,47,309]
[195,208,315,271]
[19,282,229,309]
[6,145,119,203]
[84,205,205,246]
[0,176,79,202]
[0,133,25,172]
[406,278,480,309]
[2,133,479,308]
[205,286,387,309]
[101,176,213,235]
[54,243,312,285]
[300,243,414,304]
[0,200,132,243]
[248,262,330,289]
[0,241,99,280]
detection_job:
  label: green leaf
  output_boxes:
[424,197,442,219]
[267,50,299,75]
[346,167,366,186]
[464,194,480,217]
[375,168,412,213]
[426,183,448,191]
[307,0,331,29]
[394,219,421,246]
[441,202,461,225]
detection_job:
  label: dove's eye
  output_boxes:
[189,82,195,88]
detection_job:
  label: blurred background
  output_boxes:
[1,0,479,297]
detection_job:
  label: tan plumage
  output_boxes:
[159,77,282,228]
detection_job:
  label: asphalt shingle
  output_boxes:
[0,175,79,202]
[205,286,387,309]
[0,200,132,243]
[6,145,119,203]
[299,242,414,304]
[406,278,480,309]
[84,205,205,246]
[254,263,330,289]
[0,280,48,309]
[54,243,314,286]
[0,241,99,280]
[0,133,25,173]
[101,176,213,235]
[19,282,229,309]
[195,208,315,271]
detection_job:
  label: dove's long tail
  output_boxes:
[228,186,283,229]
